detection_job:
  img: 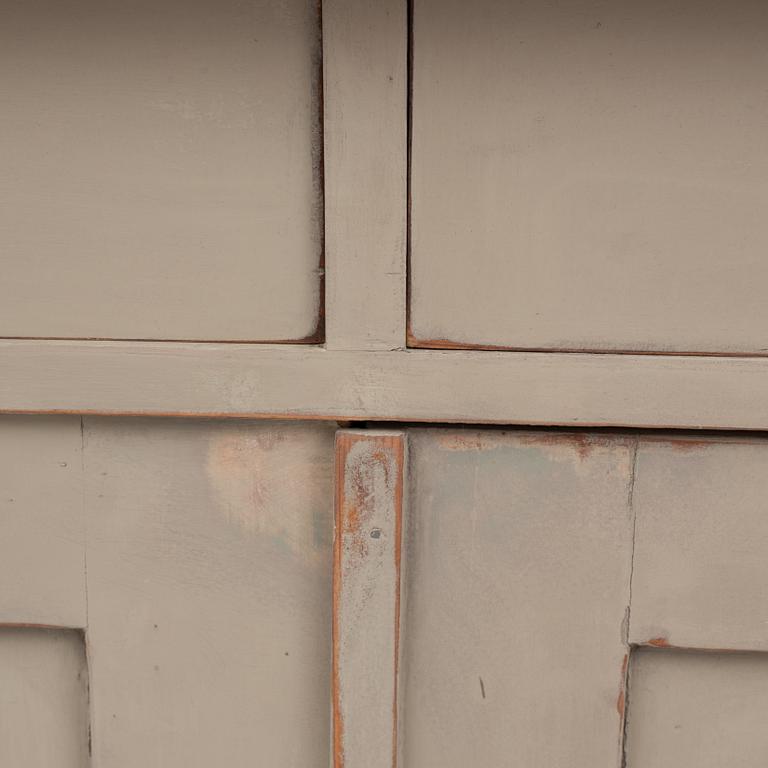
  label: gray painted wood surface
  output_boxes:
[5,418,768,764]
[0,628,90,768]
[8,340,768,431]
[625,648,768,767]
[1,0,322,341]
[410,0,768,353]
[0,416,86,628]
[630,437,768,651]
[333,431,405,768]
[323,0,407,351]
[0,415,336,766]
[83,418,335,766]
[400,429,635,767]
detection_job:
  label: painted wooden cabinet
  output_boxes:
[6,421,766,766]
[2,1,767,766]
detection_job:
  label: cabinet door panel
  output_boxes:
[625,649,768,768]
[0,629,89,768]
[630,438,768,651]
[411,0,768,353]
[0,0,322,341]
[400,430,634,767]
[83,418,334,767]
[1,416,335,767]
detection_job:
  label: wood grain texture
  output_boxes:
[5,340,768,430]
[323,0,407,350]
[82,417,335,767]
[0,416,86,628]
[625,648,768,767]
[0,628,90,768]
[400,429,635,767]
[410,0,768,354]
[333,431,405,768]
[0,0,323,342]
[629,437,768,651]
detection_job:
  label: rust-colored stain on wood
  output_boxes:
[407,331,768,358]
[332,431,405,768]
[616,652,629,717]
[332,436,347,768]
[662,439,713,453]
[436,430,628,464]
[645,637,671,648]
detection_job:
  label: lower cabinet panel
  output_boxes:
[0,415,336,768]
[399,430,635,767]
[0,628,90,768]
[625,648,768,768]
[629,437,768,651]
[83,418,335,767]
[5,418,768,766]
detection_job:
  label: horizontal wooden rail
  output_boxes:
[2,340,768,430]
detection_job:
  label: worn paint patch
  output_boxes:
[436,431,507,452]
[342,440,397,560]
[436,431,633,479]
[661,439,713,453]
[206,425,331,559]
[333,432,404,768]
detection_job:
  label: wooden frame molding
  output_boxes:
[4,340,768,430]
[333,430,406,768]
[323,0,408,351]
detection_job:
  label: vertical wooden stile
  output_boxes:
[333,430,406,768]
[323,0,408,350]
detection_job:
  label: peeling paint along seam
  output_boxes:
[79,415,94,762]
[619,439,639,768]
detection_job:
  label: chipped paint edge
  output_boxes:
[332,430,406,768]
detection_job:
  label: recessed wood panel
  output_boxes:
[0,0,322,341]
[0,629,90,768]
[400,430,634,767]
[83,418,335,766]
[411,0,768,353]
[630,437,768,651]
[625,648,768,767]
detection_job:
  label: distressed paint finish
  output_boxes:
[0,415,86,628]
[334,431,406,768]
[630,437,768,651]
[8,340,768,431]
[323,0,407,351]
[0,0,322,342]
[83,418,335,767]
[625,648,768,767]
[411,0,768,354]
[0,629,90,768]
[400,430,635,767]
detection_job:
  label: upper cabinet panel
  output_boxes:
[410,0,768,353]
[0,0,322,341]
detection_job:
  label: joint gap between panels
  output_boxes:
[313,0,326,345]
[405,0,415,348]
[352,422,768,442]
[629,642,768,655]
[620,645,633,768]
